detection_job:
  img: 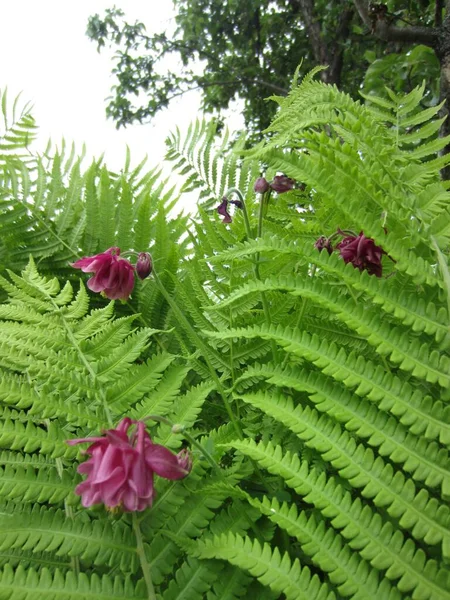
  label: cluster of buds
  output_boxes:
[67,418,191,512]
[254,175,294,194]
[217,174,295,224]
[315,230,385,277]
[71,248,152,301]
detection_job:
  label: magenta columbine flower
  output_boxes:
[216,196,243,223]
[270,175,294,194]
[336,232,384,277]
[217,197,232,223]
[67,418,191,512]
[136,252,152,280]
[71,247,135,300]
[254,177,270,194]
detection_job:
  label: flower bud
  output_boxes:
[270,175,294,194]
[171,423,185,434]
[136,252,152,280]
[314,236,333,255]
[254,177,270,194]
[176,448,192,474]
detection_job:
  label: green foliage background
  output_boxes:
[0,72,449,599]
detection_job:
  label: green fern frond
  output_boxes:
[237,391,450,549]
[0,565,146,599]
[162,557,221,600]
[223,439,450,599]
[0,464,78,506]
[0,507,139,573]
[235,363,450,493]
[208,325,450,445]
[244,495,401,600]
[189,532,335,600]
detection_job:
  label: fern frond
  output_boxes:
[162,557,221,600]
[237,391,450,549]
[189,532,335,600]
[244,495,401,600]
[0,465,78,506]
[209,326,450,445]
[0,507,139,573]
[223,439,450,599]
[0,565,146,599]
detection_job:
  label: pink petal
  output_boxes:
[145,444,190,480]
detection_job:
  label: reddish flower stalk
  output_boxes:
[67,418,191,512]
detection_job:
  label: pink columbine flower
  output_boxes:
[71,247,135,300]
[217,197,232,223]
[336,231,384,277]
[67,418,191,512]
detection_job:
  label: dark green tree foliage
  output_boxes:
[87,0,445,134]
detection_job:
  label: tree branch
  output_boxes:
[436,0,444,27]
[353,0,439,47]
[328,8,354,84]
[297,0,328,65]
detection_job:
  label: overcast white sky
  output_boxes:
[0,0,239,175]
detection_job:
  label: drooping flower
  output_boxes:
[336,231,384,277]
[217,196,243,223]
[314,236,333,255]
[254,177,270,194]
[67,418,191,512]
[217,197,232,223]
[71,247,135,300]
[136,252,152,280]
[270,175,294,194]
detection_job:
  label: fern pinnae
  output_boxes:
[244,495,402,600]
[236,391,450,551]
[0,464,78,506]
[0,565,147,600]
[224,438,450,599]
[189,532,336,600]
[0,506,139,573]
[237,362,450,492]
[208,325,450,445]
[162,557,221,600]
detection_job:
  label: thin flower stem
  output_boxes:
[255,189,278,361]
[151,268,243,440]
[45,293,114,427]
[225,187,277,359]
[132,512,157,600]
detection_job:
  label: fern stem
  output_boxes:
[225,187,277,360]
[281,266,317,369]
[256,190,278,361]
[132,512,157,600]
[151,268,243,440]
[44,292,114,427]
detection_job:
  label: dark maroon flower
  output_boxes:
[314,236,333,255]
[270,175,294,194]
[67,418,191,512]
[136,252,152,280]
[217,197,232,223]
[336,232,384,277]
[254,177,270,194]
[71,247,135,300]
